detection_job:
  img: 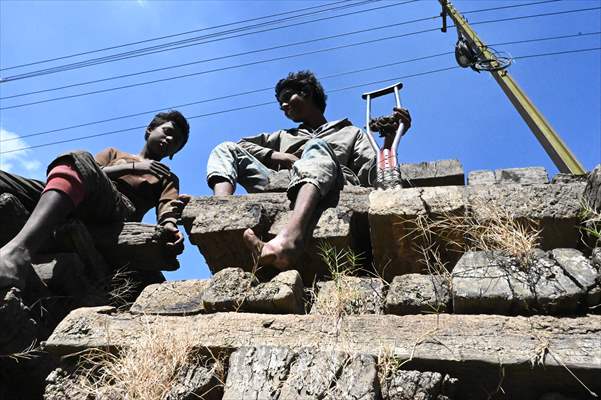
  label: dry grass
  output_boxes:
[406,198,542,269]
[579,198,601,247]
[75,319,220,399]
[308,243,374,317]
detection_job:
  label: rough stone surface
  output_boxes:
[551,173,588,184]
[452,250,596,315]
[551,248,600,307]
[165,362,223,400]
[310,277,385,315]
[467,182,586,249]
[369,186,465,279]
[182,191,371,285]
[43,367,91,400]
[494,167,549,185]
[467,170,495,185]
[399,159,464,188]
[223,346,379,400]
[380,369,457,400]
[262,169,291,192]
[385,274,450,315]
[86,222,180,271]
[583,164,601,212]
[130,279,210,315]
[202,268,304,314]
[0,288,37,355]
[32,253,97,298]
[0,193,29,247]
[45,309,601,400]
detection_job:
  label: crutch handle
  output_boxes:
[361,82,403,100]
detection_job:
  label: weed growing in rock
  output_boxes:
[579,198,601,247]
[308,242,372,317]
[76,319,220,399]
[405,198,542,270]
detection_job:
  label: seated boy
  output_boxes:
[206,71,410,270]
[0,110,190,291]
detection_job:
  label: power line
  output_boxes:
[0,0,418,82]
[2,46,599,155]
[0,0,358,72]
[3,29,599,144]
[1,14,439,100]
[0,0,559,75]
[2,4,599,110]
[0,52,454,143]
[0,27,442,110]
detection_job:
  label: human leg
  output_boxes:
[243,138,340,269]
[207,141,273,195]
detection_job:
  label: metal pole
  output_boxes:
[439,0,586,174]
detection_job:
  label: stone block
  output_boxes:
[44,309,601,399]
[452,250,592,315]
[0,288,37,355]
[399,159,464,187]
[467,170,495,185]
[550,248,600,307]
[223,347,379,400]
[369,186,465,280]
[202,268,304,314]
[385,274,450,314]
[165,362,223,400]
[262,169,290,192]
[452,251,518,314]
[86,222,180,271]
[583,164,601,212]
[182,191,370,285]
[310,277,385,315]
[494,167,549,185]
[551,173,588,184]
[130,280,210,315]
[0,193,29,247]
[467,182,586,249]
[380,369,457,400]
[32,253,95,298]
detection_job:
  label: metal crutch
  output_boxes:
[362,82,405,189]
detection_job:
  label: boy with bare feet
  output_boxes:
[0,110,190,291]
[206,71,410,270]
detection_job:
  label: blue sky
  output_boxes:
[1,0,600,281]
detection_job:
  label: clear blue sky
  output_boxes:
[1,0,600,281]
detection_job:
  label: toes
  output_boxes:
[243,228,264,253]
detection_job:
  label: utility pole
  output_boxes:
[439,0,586,174]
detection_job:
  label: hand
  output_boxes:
[392,107,412,134]
[162,221,184,255]
[168,194,191,219]
[270,151,299,170]
[133,160,171,179]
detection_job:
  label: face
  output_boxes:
[278,88,309,123]
[145,121,185,160]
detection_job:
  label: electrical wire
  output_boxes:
[0,0,358,72]
[2,46,599,155]
[2,4,598,110]
[1,14,439,100]
[0,0,418,82]
[3,30,599,143]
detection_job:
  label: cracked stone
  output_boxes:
[385,274,451,315]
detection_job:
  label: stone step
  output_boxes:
[181,189,371,285]
[44,308,601,400]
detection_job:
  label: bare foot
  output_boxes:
[243,228,303,270]
[0,244,34,290]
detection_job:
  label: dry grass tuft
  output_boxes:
[77,319,202,399]
[406,198,542,269]
[308,243,371,317]
[579,198,601,247]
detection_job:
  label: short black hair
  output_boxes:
[145,110,190,153]
[275,70,327,113]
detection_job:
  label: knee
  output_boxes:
[305,138,328,150]
[213,141,239,153]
